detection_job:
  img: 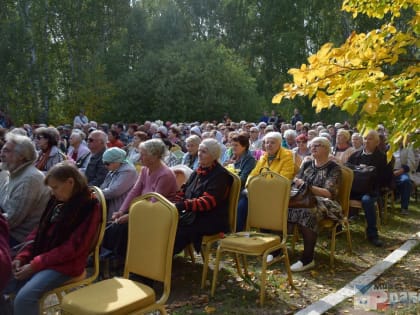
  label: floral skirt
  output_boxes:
[287,197,343,233]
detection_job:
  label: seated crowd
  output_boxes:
[0,110,418,314]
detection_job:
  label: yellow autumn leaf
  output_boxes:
[313,90,331,112]
[363,96,379,115]
[272,92,284,104]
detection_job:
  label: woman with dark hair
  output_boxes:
[34,127,65,173]
[3,162,101,315]
[107,130,124,148]
[224,133,256,189]
[168,126,186,152]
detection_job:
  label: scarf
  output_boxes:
[36,148,51,171]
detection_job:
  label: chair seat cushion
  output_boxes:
[219,232,280,254]
[61,277,155,314]
[202,233,222,243]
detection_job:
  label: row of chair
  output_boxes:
[40,165,357,312]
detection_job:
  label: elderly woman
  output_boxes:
[292,134,311,175]
[126,131,148,165]
[283,129,297,150]
[333,129,355,164]
[182,135,201,170]
[34,127,65,173]
[351,133,363,152]
[236,132,294,231]
[3,162,101,314]
[103,139,178,260]
[67,130,90,168]
[100,148,138,220]
[173,139,232,254]
[288,137,342,272]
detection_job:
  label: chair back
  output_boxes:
[227,172,241,233]
[247,171,291,234]
[38,186,107,313]
[124,193,178,286]
[88,186,108,281]
[337,166,354,218]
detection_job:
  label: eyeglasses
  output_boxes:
[37,136,45,140]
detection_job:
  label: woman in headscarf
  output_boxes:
[100,147,138,220]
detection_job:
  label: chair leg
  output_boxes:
[260,259,267,306]
[283,249,293,287]
[375,203,381,229]
[201,243,211,288]
[210,247,223,297]
[242,255,248,276]
[234,253,243,278]
[330,226,337,268]
[345,223,353,254]
[291,224,299,255]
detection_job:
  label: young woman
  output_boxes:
[4,162,101,315]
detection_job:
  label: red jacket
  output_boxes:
[15,199,101,277]
[0,215,11,291]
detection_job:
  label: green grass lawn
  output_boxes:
[166,196,420,315]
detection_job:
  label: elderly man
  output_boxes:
[0,133,50,246]
[347,130,391,247]
[84,130,108,186]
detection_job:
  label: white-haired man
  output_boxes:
[0,133,50,246]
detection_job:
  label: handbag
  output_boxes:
[348,165,377,195]
[288,183,317,208]
[178,210,196,226]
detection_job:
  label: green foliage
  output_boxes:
[111,40,262,123]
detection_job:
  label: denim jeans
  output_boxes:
[4,269,71,315]
[361,194,379,239]
[395,173,411,210]
[236,193,248,232]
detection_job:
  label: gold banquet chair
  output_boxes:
[211,171,292,306]
[39,186,107,314]
[199,171,241,288]
[60,192,178,315]
[317,165,354,267]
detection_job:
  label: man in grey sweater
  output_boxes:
[0,133,50,246]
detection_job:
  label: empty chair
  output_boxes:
[211,171,292,306]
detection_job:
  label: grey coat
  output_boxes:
[100,162,138,220]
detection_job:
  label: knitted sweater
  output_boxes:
[0,161,51,242]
